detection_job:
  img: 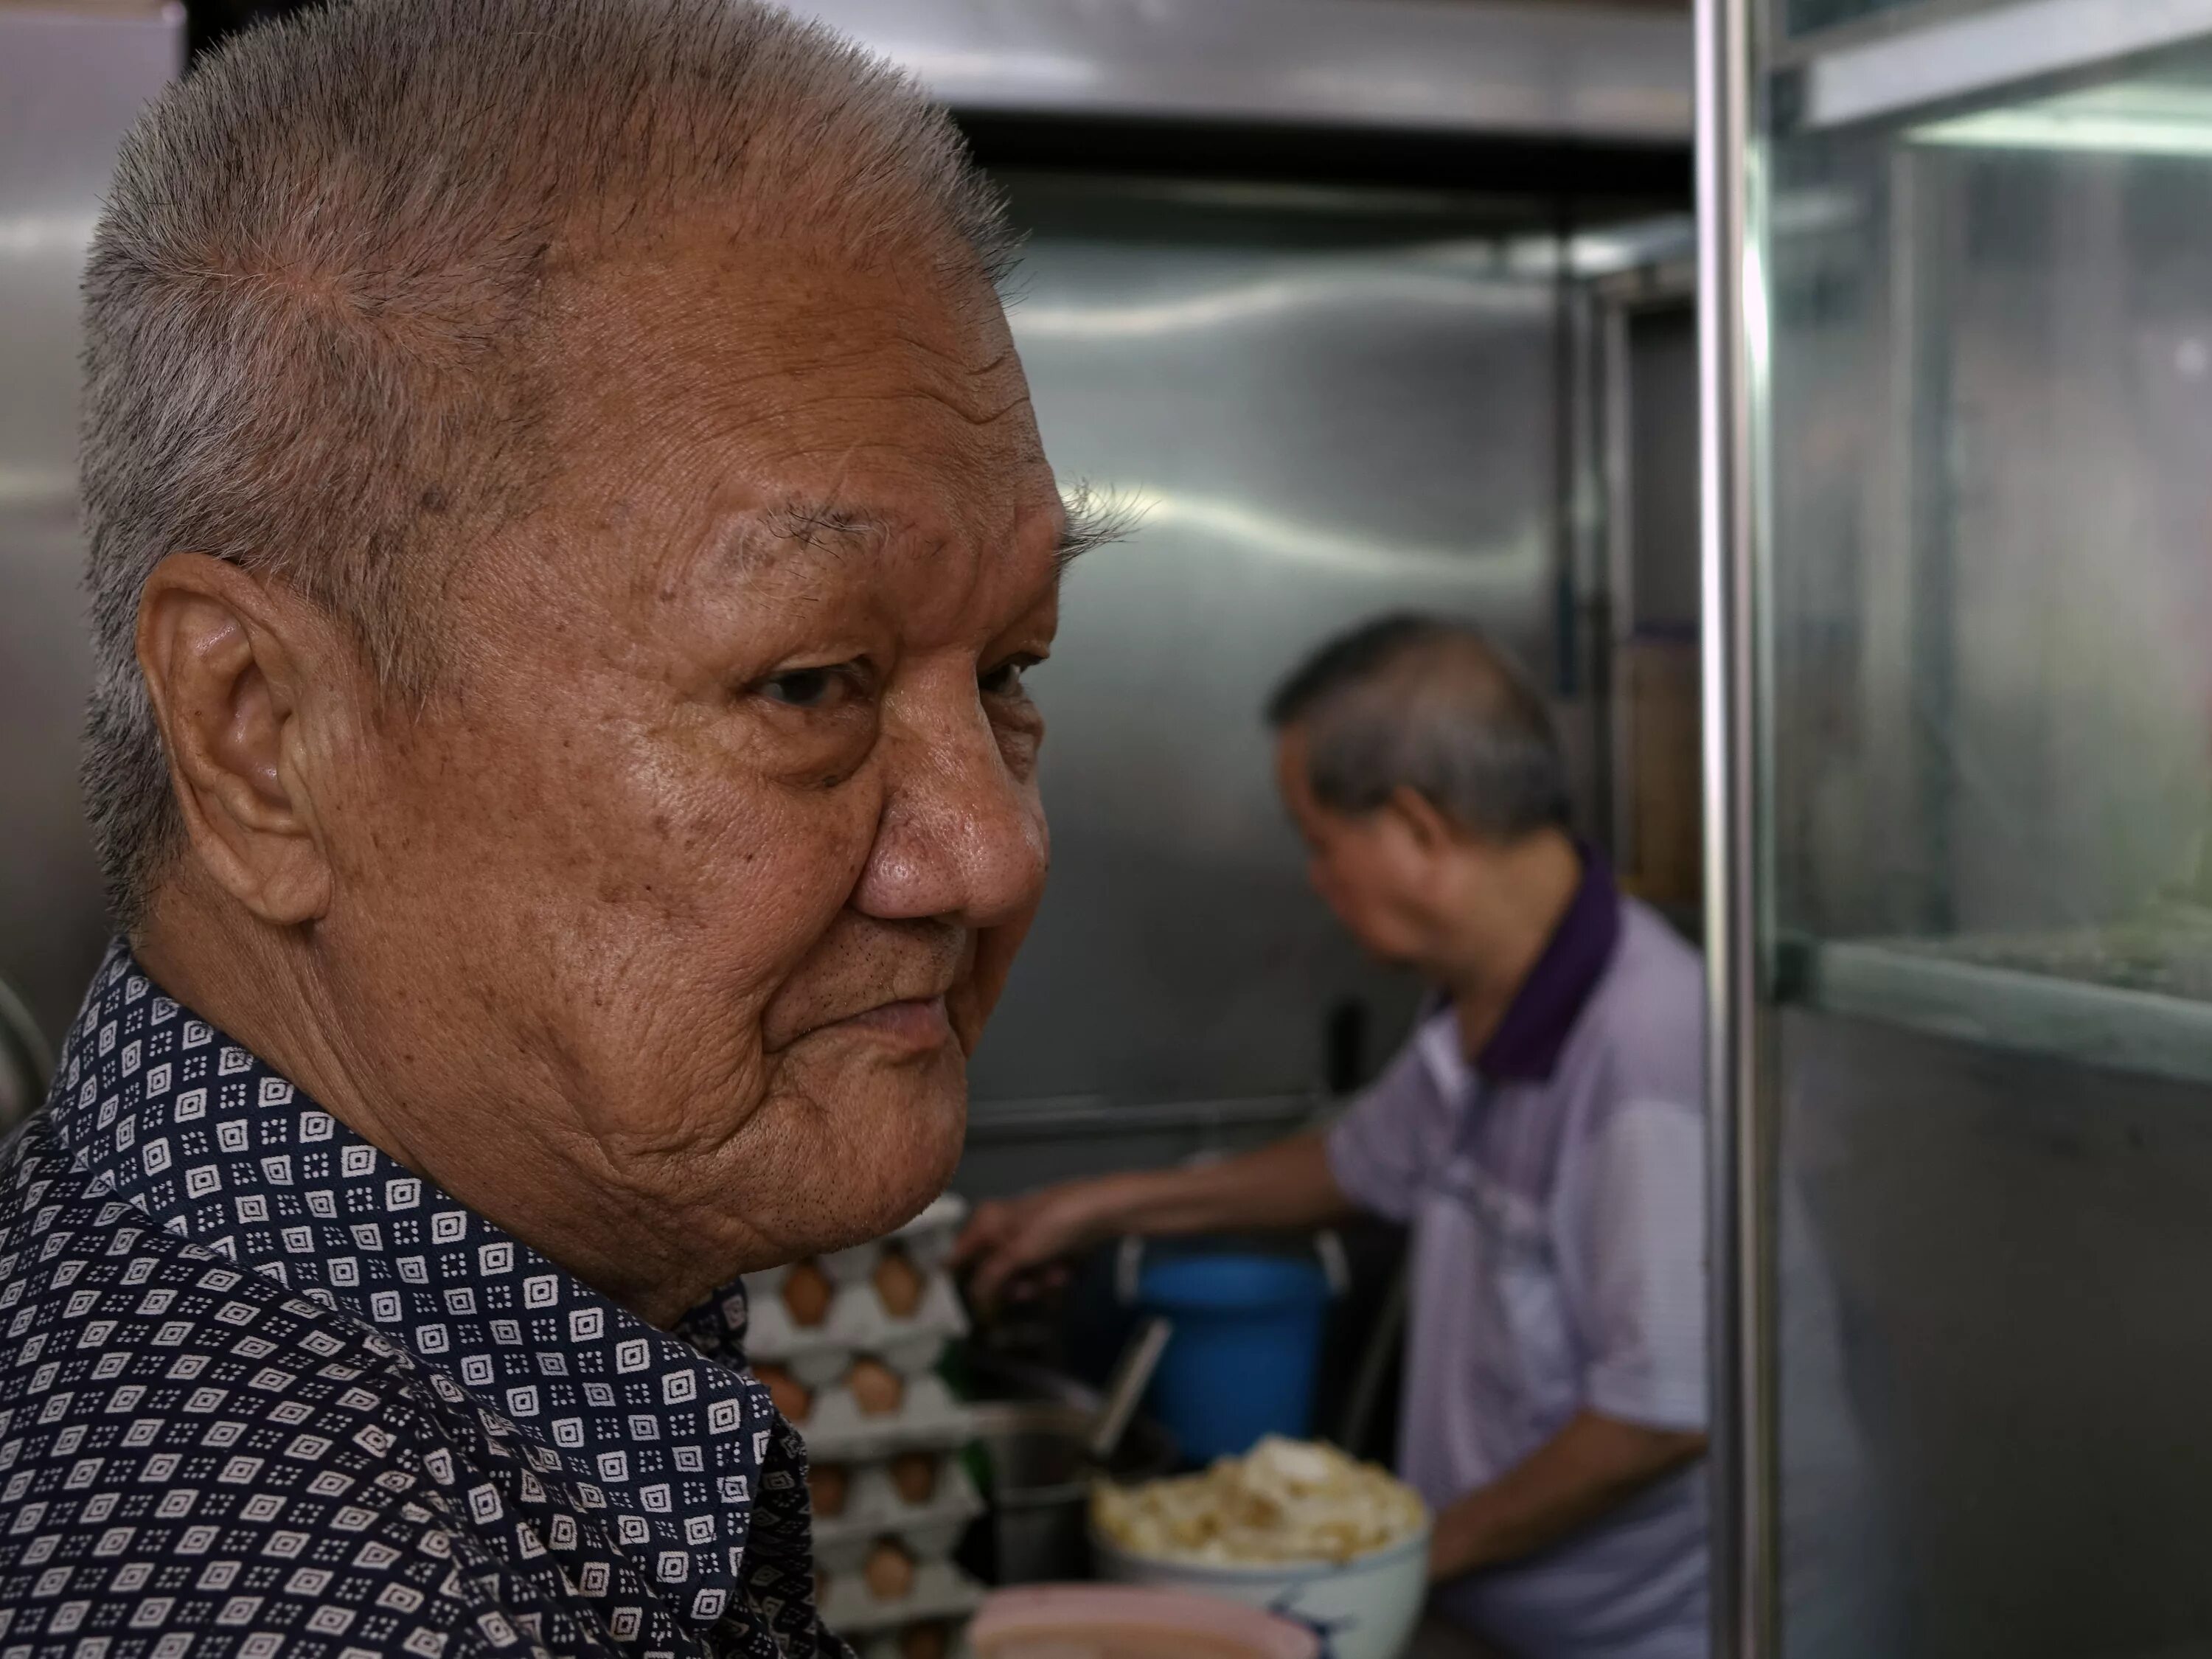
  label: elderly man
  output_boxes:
[961,616,1710,1659]
[3,0,1084,1651]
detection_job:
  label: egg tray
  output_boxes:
[814,1516,972,1579]
[752,1192,969,1297]
[821,1557,985,1638]
[744,1270,969,1388]
[812,1457,984,1576]
[852,1621,975,1659]
[827,1192,968,1284]
[795,1371,975,1464]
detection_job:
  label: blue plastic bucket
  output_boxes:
[1135,1253,1331,1465]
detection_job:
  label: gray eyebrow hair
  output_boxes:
[734,487,1133,575]
[709,502,893,576]
[759,502,894,552]
[1055,483,1138,574]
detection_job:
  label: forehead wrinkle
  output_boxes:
[883,327,1019,381]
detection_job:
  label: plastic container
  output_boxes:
[1135,1254,1329,1465]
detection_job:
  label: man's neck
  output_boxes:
[1433,829,1586,1061]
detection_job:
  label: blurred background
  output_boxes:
[11,1,2212,1655]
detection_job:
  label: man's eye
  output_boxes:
[981,656,1039,698]
[757,666,852,709]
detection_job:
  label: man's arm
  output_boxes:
[1427,1409,1707,1581]
[953,1130,1357,1305]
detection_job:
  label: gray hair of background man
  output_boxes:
[1266,614,1572,841]
[80,0,1015,927]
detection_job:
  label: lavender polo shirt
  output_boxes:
[1328,856,1709,1659]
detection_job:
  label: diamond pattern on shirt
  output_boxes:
[0,942,843,1659]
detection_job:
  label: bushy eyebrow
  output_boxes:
[1054,483,1138,575]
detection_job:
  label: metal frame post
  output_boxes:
[1697,0,1777,1649]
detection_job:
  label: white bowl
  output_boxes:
[1092,1525,1431,1659]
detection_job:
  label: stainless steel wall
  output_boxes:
[962,177,1572,1138]
[0,5,180,1060]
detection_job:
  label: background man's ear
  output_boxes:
[135,553,340,926]
[1384,783,1457,854]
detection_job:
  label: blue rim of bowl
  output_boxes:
[1090,1518,1433,1582]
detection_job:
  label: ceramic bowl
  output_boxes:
[1091,1524,1430,1659]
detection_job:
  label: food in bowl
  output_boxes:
[1093,1436,1425,1568]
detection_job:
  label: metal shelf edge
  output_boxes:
[1789,938,2212,1086]
[1798,0,2212,131]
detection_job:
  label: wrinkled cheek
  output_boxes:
[681,788,882,987]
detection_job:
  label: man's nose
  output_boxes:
[851,697,1048,928]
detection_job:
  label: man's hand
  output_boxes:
[953,1180,1125,1308]
[955,1134,1357,1311]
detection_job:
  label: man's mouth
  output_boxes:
[833,993,954,1054]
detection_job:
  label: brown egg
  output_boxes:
[872,1247,926,1318]
[757,1364,812,1424]
[863,1540,916,1602]
[847,1357,905,1417]
[781,1261,835,1328]
[900,1622,950,1659]
[888,1451,938,1506]
[809,1463,849,1519]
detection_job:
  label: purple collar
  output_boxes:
[1473,844,1624,1083]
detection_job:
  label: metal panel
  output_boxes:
[1802,0,2212,129]
[1781,1007,2212,1657]
[966,175,1567,1117]
[0,4,181,1057]
[785,0,1691,141]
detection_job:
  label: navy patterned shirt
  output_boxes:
[0,943,839,1659]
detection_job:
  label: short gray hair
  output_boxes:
[1266,614,1571,841]
[81,0,1014,925]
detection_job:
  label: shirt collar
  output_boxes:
[42,940,799,1636]
[1472,843,1624,1084]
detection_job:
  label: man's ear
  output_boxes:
[135,553,342,926]
[1384,784,1458,855]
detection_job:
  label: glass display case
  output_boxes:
[1708,1,2212,1655]
[1766,7,2212,1085]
